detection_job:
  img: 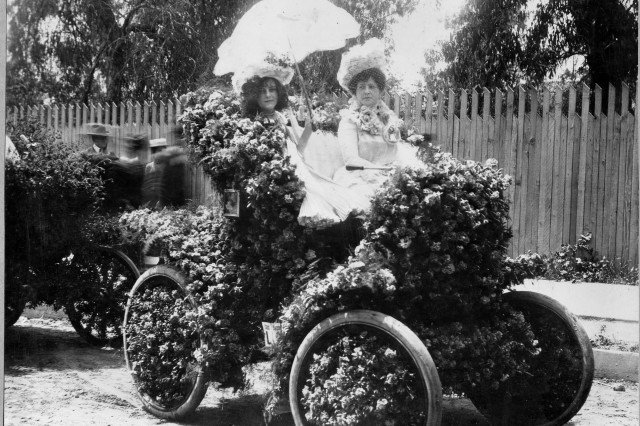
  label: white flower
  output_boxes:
[424,191,442,206]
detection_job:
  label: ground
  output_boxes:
[4,309,639,426]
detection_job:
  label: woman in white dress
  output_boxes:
[333,38,417,211]
[235,61,369,229]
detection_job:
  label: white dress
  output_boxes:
[332,101,420,210]
[275,111,369,229]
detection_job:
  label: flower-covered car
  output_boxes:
[120,87,594,426]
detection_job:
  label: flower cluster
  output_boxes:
[289,95,345,134]
[342,98,404,143]
[301,331,427,425]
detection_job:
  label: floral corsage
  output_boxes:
[345,98,403,143]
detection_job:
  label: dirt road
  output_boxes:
[4,315,638,426]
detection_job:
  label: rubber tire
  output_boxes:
[123,265,207,420]
[289,309,443,426]
[469,291,594,426]
[66,247,140,347]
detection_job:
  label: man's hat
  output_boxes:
[83,123,110,136]
[149,138,168,148]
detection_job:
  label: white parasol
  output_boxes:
[214,0,360,116]
[214,0,360,76]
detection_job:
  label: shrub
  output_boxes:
[6,118,105,307]
[543,233,638,285]
[508,234,638,285]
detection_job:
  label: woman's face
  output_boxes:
[355,77,381,108]
[257,78,279,114]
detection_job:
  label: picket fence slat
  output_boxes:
[595,108,607,255]
[560,114,570,245]
[576,85,590,238]
[608,113,621,259]
[630,120,639,265]
[616,113,630,260]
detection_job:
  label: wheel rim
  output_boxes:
[66,248,139,346]
[290,310,442,426]
[469,292,594,426]
[123,272,204,412]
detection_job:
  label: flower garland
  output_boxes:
[342,97,404,143]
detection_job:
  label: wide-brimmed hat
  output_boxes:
[232,59,295,94]
[83,123,110,136]
[149,138,168,148]
[337,38,387,92]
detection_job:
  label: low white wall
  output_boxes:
[515,279,639,322]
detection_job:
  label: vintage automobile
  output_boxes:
[121,91,594,426]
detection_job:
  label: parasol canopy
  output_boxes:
[213,0,360,77]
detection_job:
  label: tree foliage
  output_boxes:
[440,0,528,90]
[8,0,418,107]
[525,0,638,90]
[438,0,638,93]
[7,0,254,106]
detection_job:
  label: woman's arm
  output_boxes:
[285,109,312,154]
[337,118,376,168]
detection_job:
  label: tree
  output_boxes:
[439,0,529,90]
[525,0,638,92]
[7,0,254,106]
[438,0,638,96]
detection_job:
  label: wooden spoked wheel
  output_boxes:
[468,291,594,426]
[123,265,207,420]
[65,247,140,347]
[289,310,443,426]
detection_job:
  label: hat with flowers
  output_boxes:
[232,53,295,93]
[336,38,387,92]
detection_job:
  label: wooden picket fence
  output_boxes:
[7,83,638,266]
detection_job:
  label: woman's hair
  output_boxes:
[347,68,386,95]
[240,76,289,117]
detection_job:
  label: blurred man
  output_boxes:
[141,137,187,209]
[83,123,116,158]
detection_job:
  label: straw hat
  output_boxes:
[83,123,110,136]
[337,38,387,92]
[232,60,295,94]
[149,138,168,148]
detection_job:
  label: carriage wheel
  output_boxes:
[65,247,140,347]
[123,265,207,420]
[289,310,442,426]
[468,291,594,426]
[5,284,27,327]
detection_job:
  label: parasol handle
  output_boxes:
[346,165,394,171]
[293,61,315,125]
[286,36,315,127]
